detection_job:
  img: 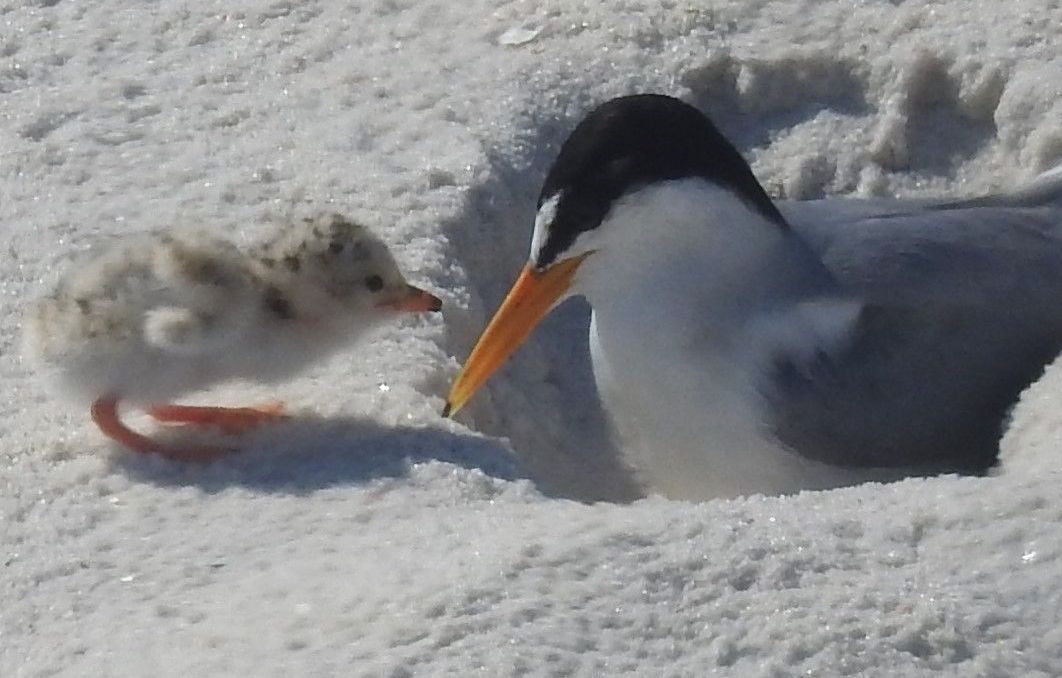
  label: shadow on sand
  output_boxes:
[431,112,644,503]
[113,414,526,496]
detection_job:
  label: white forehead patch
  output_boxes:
[529,192,561,264]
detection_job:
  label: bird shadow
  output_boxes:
[113,414,526,496]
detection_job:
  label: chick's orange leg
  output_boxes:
[147,401,287,434]
[91,395,230,463]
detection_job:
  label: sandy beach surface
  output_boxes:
[3,1,1062,675]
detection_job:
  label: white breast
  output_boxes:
[590,306,872,500]
[577,179,869,500]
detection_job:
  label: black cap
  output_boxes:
[534,94,786,268]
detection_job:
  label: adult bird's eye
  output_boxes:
[365,275,384,292]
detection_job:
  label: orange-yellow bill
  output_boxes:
[444,254,588,417]
[378,284,443,313]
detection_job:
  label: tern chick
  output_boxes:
[24,213,441,462]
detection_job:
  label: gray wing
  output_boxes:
[765,189,1062,472]
[784,197,1062,313]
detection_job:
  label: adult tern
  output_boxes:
[446,93,1062,500]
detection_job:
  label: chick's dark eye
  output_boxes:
[328,242,344,254]
[364,275,384,292]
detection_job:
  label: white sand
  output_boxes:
[3,1,1062,675]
